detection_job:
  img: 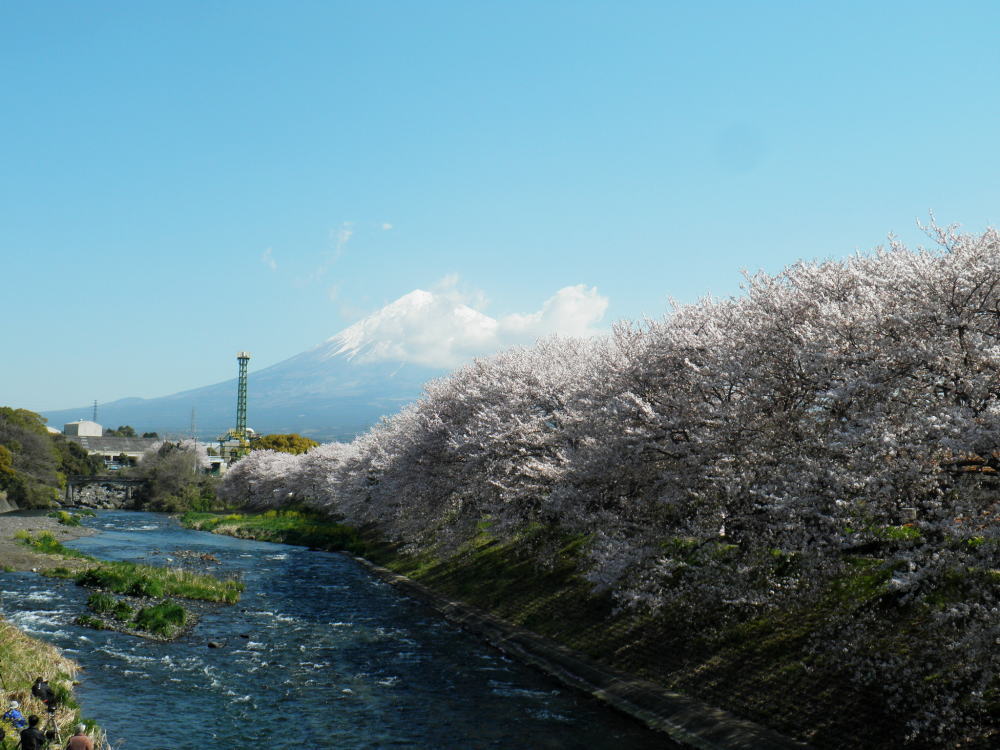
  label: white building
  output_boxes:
[63,420,104,437]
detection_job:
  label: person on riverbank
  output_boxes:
[64,723,93,750]
[31,678,54,709]
[2,701,25,729]
[18,715,46,750]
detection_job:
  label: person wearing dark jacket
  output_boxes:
[19,715,46,750]
[31,677,54,707]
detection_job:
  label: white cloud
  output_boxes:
[381,222,393,231]
[306,222,353,284]
[261,247,277,271]
[334,222,353,251]
[326,282,609,368]
[497,285,609,340]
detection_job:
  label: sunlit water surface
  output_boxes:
[0,511,674,749]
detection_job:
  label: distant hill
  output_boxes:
[42,292,450,443]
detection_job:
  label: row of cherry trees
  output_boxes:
[222,226,1000,744]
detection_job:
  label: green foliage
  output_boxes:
[0,406,102,507]
[75,615,106,630]
[146,479,220,513]
[50,434,103,477]
[831,558,893,604]
[0,406,61,507]
[133,600,186,637]
[47,510,82,527]
[180,509,367,555]
[86,592,117,614]
[85,592,133,621]
[79,586,194,638]
[251,433,319,455]
[104,425,136,437]
[127,577,166,598]
[180,511,242,531]
[49,679,78,710]
[134,441,222,511]
[75,560,243,603]
[76,566,162,597]
[141,432,158,438]
[16,530,93,559]
[874,524,922,542]
[0,407,49,434]
[0,445,14,478]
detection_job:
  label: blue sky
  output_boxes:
[5,1,1000,412]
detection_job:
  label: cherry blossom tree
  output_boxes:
[220,224,1000,745]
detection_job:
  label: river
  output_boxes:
[0,511,676,749]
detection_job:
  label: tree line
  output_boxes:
[0,408,104,506]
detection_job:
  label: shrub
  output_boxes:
[75,615,106,630]
[133,600,187,637]
[48,510,81,527]
[86,592,117,614]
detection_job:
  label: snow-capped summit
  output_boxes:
[316,289,496,367]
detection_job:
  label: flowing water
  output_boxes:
[0,511,676,749]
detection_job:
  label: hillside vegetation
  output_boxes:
[0,408,102,507]
[219,226,1000,747]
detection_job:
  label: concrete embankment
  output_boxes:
[183,511,821,748]
[354,556,810,750]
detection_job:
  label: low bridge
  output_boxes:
[65,475,147,505]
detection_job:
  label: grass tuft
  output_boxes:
[180,509,367,554]
[16,530,94,560]
[75,560,242,603]
[132,600,187,637]
[47,510,82,527]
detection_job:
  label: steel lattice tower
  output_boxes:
[235,351,251,438]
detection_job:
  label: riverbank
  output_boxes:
[0,511,96,572]
[184,508,1000,749]
[182,510,829,749]
[0,512,108,745]
[0,617,92,739]
[352,553,807,750]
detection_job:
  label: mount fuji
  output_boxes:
[40,284,608,443]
